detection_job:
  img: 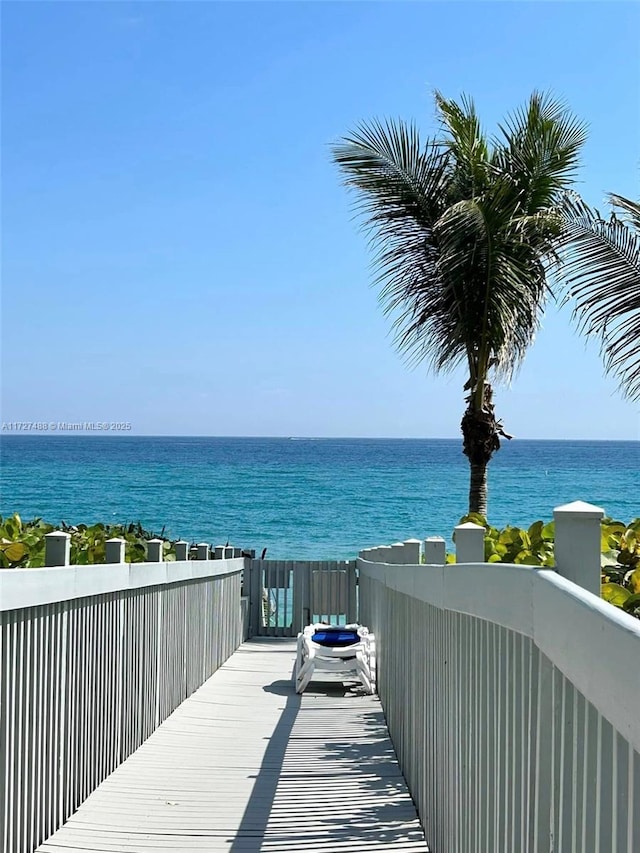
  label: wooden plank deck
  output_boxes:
[37,638,430,853]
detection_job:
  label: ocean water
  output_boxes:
[0,436,638,560]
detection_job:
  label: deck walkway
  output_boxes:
[37,639,429,853]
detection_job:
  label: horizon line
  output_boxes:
[1,434,637,442]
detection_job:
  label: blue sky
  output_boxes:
[2,1,639,439]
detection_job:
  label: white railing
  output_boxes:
[357,502,640,852]
[0,556,246,853]
[246,560,358,637]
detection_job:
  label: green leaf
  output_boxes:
[518,554,544,566]
[541,522,555,540]
[601,582,631,607]
[628,569,640,594]
[460,512,488,527]
[622,593,640,614]
[498,528,517,545]
[528,520,543,540]
[5,542,28,563]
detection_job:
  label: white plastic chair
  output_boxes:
[294,623,376,695]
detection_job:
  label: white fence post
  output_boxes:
[147,539,163,562]
[404,539,422,564]
[390,543,407,564]
[553,500,605,596]
[174,541,189,561]
[105,537,126,564]
[454,522,485,563]
[44,531,71,566]
[424,536,446,565]
[196,543,210,561]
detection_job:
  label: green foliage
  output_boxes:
[459,512,556,567]
[453,513,640,619]
[600,517,640,618]
[0,514,180,569]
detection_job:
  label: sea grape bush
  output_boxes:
[2,512,639,619]
[0,514,178,568]
[453,513,640,619]
[457,513,557,567]
[599,518,640,617]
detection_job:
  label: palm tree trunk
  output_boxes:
[468,459,488,516]
[461,382,507,517]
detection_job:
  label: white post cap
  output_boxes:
[454,522,485,564]
[553,500,605,519]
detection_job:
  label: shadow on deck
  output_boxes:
[37,639,430,852]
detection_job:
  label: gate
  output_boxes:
[245,560,358,637]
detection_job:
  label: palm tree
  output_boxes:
[559,193,640,402]
[332,92,587,515]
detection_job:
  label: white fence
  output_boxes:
[246,560,358,637]
[0,557,246,853]
[358,502,640,853]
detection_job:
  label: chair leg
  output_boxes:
[355,651,374,695]
[358,669,372,694]
[293,636,303,686]
[295,658,314,694]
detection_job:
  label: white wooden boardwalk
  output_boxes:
[37,639,430,853]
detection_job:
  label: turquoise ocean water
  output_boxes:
[0,436,638,559]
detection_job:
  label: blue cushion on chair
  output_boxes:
[312,629,360,647]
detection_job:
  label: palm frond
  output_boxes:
[609,193,640,231]
[332,119,466,373]
[434,91,490,198]
[559,193,640,401]
[331,93,585,392]
[332,119,448,226]
[494,92,588,213]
